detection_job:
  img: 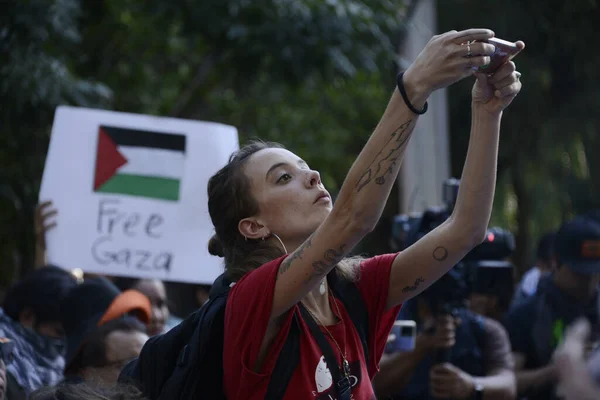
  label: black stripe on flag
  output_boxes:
[101,125,186,153]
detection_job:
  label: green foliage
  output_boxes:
[439,0,600,274]
[0,0,409,280]
[8,0,598,284]
[70,0,406,190]
[207,71,391,191]
[0,0,111,284]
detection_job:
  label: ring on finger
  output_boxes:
[466,43,472,58]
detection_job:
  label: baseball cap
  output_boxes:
[62,277,151,372]
[555,216,600,274]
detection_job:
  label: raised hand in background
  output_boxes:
[34,200,57,268]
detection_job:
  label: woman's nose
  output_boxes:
[305,170,321,187]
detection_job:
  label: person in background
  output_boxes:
[512,232,556,306]
[469,261,515,322]
[34,201,57,269]
[553,318,600,400]
[466,227,516,322]
[373,269,516,400]
[113,278,182,335]
[61,277,151,379]
[37,198,187,335]
[0,357,6,400]
[504,216,600,400]
[0,338,25,400]
[0,266,77,396]
[61,317,148,386]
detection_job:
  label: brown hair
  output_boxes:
[207,140,360,282]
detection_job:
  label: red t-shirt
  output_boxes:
[223,253,401,399]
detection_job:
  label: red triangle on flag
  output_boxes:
[94,127,128,190]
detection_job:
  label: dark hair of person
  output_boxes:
[67,317,146,374]
[3,265,77,324]
[207,140,360,282]
[536,232,556,264]
[30,382,146,400]
[112,278,141,292]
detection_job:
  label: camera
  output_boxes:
[465,227,515,302]
[391,178,459,252]
[391,178,516,317]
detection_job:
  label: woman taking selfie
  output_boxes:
[208,28,524,399]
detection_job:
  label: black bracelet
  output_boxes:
[396,72,428,115]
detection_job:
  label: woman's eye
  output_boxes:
[277,173,292,183]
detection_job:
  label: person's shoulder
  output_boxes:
[508,292,538,315]
[481,315,509,337]
[521,266,540,280]
[520,266,541,293]
[504,295,538,331]
[479,316,515,369]
[227,255,288,307]
[231,256,288,287]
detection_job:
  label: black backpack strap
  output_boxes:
[209,273,232,298]
[299,303,352,400]
[265,270,369,399]
[328,269,370,365]
[265,313,301,400]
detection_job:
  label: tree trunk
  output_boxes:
[511,157,531,280]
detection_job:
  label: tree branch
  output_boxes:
[168,54,217,118]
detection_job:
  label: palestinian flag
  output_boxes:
[93,126,186,201]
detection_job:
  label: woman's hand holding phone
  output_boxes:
[476,37,525,75]
[470,38,525,115]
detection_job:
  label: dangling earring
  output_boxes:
[270,233,288,255]
[319,279,326,295]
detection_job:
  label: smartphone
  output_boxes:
[478,37,522,74]
[385,320,417,353]
[0,338,14,363]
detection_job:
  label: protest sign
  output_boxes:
[40,106,239,284]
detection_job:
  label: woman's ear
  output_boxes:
[238,218,270,240]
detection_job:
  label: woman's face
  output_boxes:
[134,279,169,336]
[241,148,332,249]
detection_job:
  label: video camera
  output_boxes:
[391,179,515,369]
[465,226,515,303]
[390,178,516,316]
[390,178,460,252]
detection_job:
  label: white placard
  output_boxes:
[39,106,238,284]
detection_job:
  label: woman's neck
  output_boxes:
[302,278,338,325]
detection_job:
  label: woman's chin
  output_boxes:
[308,209,331,229]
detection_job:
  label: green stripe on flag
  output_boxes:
[97,173,180,201]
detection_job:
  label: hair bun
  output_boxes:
[208,234,225,258]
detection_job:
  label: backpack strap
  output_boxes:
[299,304,352,400]
[328,269,370,365]
[265,269,370,398]
[265,313,301,400]
[209,273,232,297]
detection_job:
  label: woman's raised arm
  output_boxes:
[386,45,525,309]
[270,29,496,320]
